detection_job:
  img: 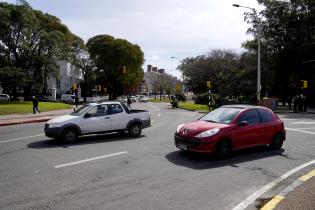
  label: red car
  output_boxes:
[174,105,286,159]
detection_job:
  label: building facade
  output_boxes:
[47,60,83,98]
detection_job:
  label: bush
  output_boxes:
[195,93,209,105]
[175,93,186,102]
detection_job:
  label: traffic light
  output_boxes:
[95,85,101,92]
[303,80,307,88]
[207,80,212,89]
[122,66,127,74]
[71,84,77,93]
[300,80,308,89]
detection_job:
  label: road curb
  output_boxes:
[177,106,208,113]
[261,169,315,210]
[0,117,55,126]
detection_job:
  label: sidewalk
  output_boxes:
[0,109,73,126]
[275,177,315,210]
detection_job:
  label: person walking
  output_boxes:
[74,91,79,108]
[32,96,40,114]
[127,95,132,110]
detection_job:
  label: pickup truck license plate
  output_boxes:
[177,143,187,150]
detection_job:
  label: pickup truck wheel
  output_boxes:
[129,123,142,137]
[62,128,78,143]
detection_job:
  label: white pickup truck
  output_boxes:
[45,101,151,143]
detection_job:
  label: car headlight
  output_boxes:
[195,128,220,138]
[176,124,185,133]
[48,123,61,128]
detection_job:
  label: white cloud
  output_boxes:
[147,55,159,61]
[3,0,265,77]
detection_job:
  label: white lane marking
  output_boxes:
[54,151,128,168]
[0,134,45,143]
[292,127,315,130]
[233,159,315,210]
[286,127,315,135]
[158,114,161,117]
[291,121,315,125]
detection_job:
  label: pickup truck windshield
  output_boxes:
[71,104,91,116]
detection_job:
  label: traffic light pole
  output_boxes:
[208,89,211,111]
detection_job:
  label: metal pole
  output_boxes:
[257,27,261,106]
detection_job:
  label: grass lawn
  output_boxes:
[149,98,171,103]
[178,102,209,111]
[0,101,72,115]
[149,99,209,111]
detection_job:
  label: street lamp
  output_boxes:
[233,2,289,105]
[233,4,261,105]
[171,56,180,60]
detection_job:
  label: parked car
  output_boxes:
[45,101,151,143]
[174,105,286,159]
[0,94,10,101]
[35,95,50,102]
[139,96,149,102]
[131,96,137,102]
[60,94,83,104]
[117,96,127,103]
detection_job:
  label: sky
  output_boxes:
[2,0,265,79]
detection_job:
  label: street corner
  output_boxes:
[259,169,315,210]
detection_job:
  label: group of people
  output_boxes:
[293,94,307,112]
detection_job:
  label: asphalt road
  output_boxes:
[0,102,315,210]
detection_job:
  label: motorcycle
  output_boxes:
[171,100,178,108]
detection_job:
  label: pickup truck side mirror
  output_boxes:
[238,121,248,127]
[84,113,91,118]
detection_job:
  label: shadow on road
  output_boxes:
[165,146,285,170]
[27,133,145,149]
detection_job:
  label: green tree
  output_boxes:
[178,49,243,97]
[87,35,144,100]
[71,39,96,102]
[245,0,315,104]
[0,1,80,99]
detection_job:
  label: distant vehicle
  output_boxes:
[35,95,50,102]
[61,94,83,104]
[45,101,151,143]
[117,96,127,103]
[131,96,137,102]
[0,94,10,101]
[139,96,149,102]
[174,105,286,159]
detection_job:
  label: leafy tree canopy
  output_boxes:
[87,34,144,99]
[0,1,81,97]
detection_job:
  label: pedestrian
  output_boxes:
[32,96,40,114]
[303,95,307,112]
[298,94,304,112]
[293,94,298,112]
[74,91,79,108]
[127,95,132,110]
